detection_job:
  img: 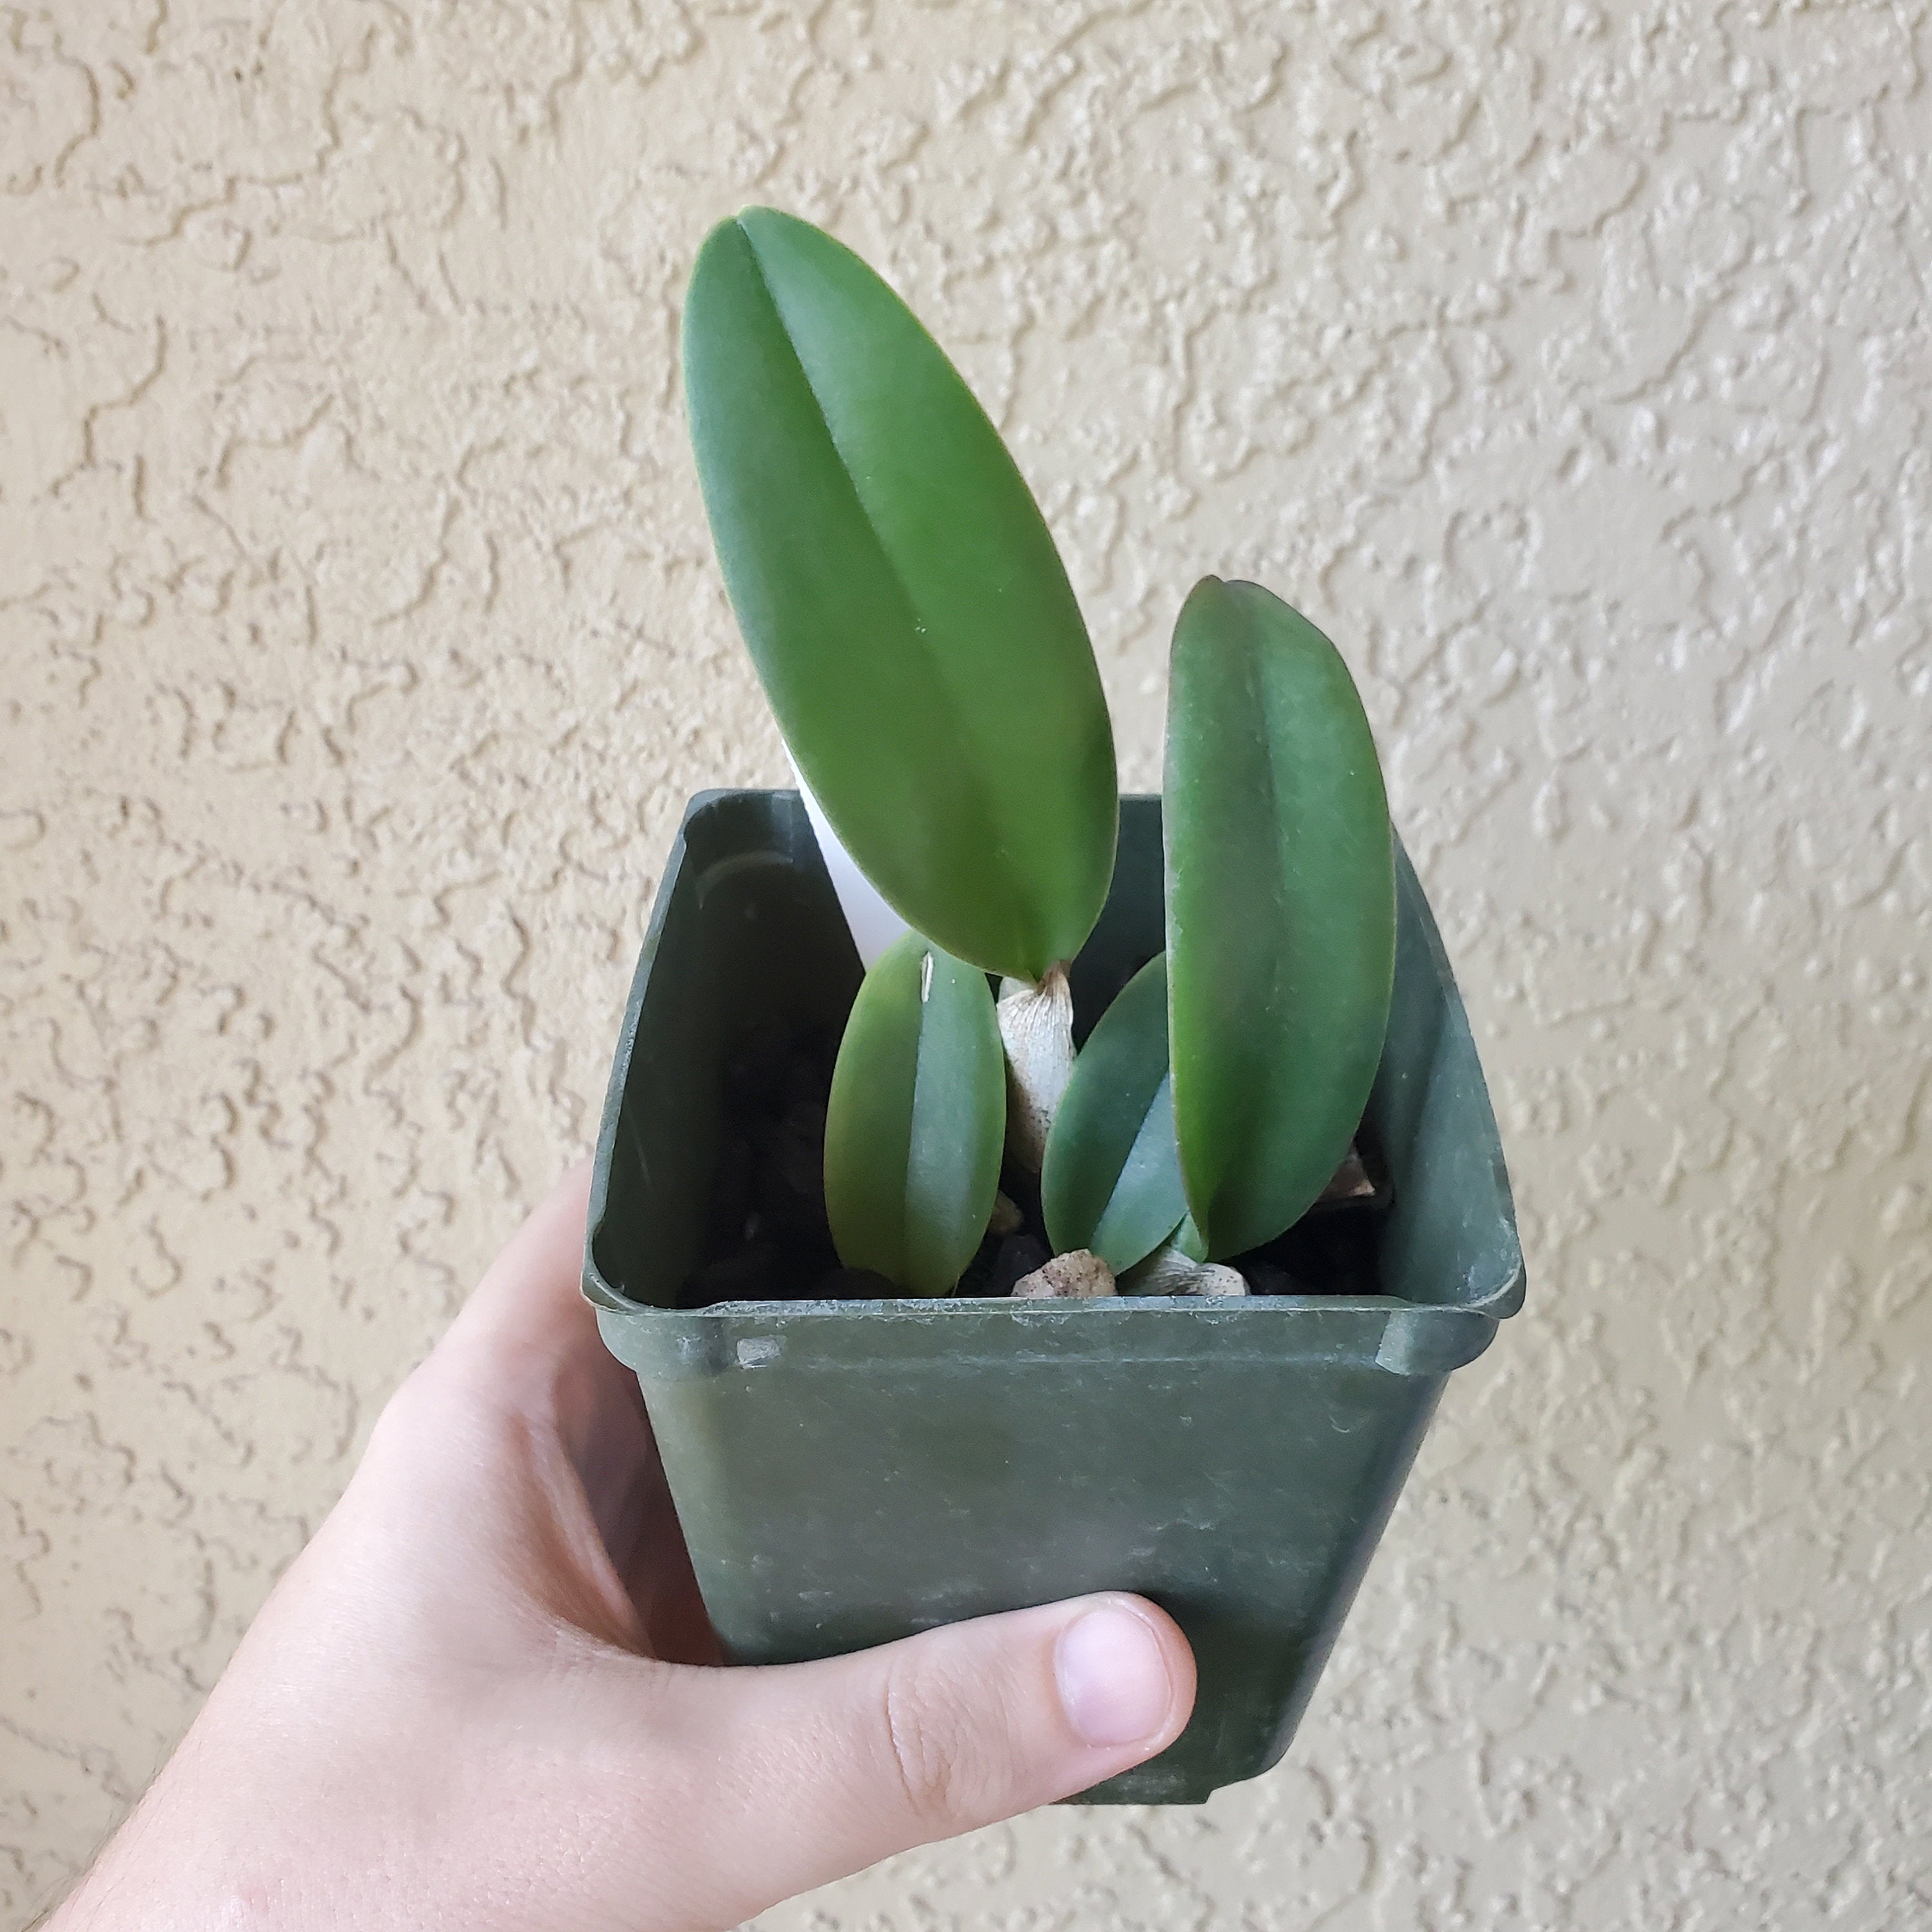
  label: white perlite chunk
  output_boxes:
[1013,1249,1117,1299]
[1121,1242,1251,1296]
[996,965,1075,1171]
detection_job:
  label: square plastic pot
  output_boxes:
[585,791,1524,1804]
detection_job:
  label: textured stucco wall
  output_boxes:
[3,2,1929,1926]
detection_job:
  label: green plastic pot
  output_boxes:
[585,791,1524,1804]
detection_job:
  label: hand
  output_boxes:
[51,1164,1195,1932]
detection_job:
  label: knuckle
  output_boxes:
[363,1363,437,1462]
[880,1653,1002,1829]
[360,1356,481,1481]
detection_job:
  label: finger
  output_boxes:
[444,1159,597,1363]
[378,1162,661,1589]
[433,1161,642,1470]
[612,1435,722,1667]
[634,1593,1194,1922]
[426,1162,718,1658]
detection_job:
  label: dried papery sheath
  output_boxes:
[1012,1249,1116,1299]
[1119,1242,1198,1296]
[1184,1263,1249,1297]
[791,753,907,967]
[997,966,1075,1171]
[1319,1143,1379,1207]
[1121,1241,1249,1297]
[989,1191,1024,1236]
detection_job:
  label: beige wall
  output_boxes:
[4,2,1928,1925]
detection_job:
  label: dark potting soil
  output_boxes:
[678,1017,844,1309]
[679,1018,1392,1309]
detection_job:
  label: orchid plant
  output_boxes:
[683,209,1395,1298]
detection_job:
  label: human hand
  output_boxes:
[50,1164,1195,1932]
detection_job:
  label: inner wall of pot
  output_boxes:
[593,794,863,1310]
[598,793,1513,1312]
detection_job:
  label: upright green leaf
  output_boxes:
[683,207,1117,983]
[1164,578,1396,1260]
[824,931,1005,1295]
[1041,954,1187,1272]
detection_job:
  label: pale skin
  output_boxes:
[49,1164,1196,1932]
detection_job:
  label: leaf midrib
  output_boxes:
[736,219,1018,963]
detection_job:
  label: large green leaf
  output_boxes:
[1164,578,1395,1259]
[683,207,1117,983]
[1040,954,1187,1271]
[823,931,1005,1295]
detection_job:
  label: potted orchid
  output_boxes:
[583,211,1524,1802]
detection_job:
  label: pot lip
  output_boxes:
[600,1299,1504,1323]
[585,1271,1524,1326]
[586,787,1526,1332]
[632,1291,1416,1315]
[589,1283,1509,1381]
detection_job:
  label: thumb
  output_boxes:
[656,1593,1195,1919]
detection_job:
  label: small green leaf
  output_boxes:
[1165,578,1396,1260]
[824,932,1005,1295]
[1173,1213,1208,1264]
[683,207,1117,982]
[1041,954,1187,1273]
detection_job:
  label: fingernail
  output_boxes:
[1054,1604,1173,1748]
